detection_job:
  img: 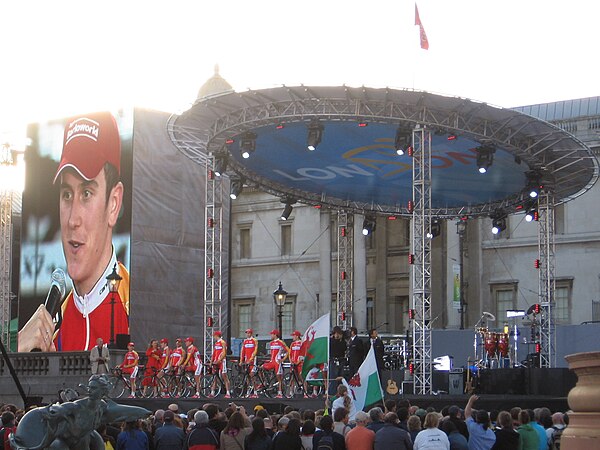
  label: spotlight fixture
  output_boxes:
[362,215,377,236]
[525,208,538,223]
[229,177,245,200]
[307,119,324,151]
[426,219,441,239]
[240,131,257,159]
[280,198,295,221]
[475,144,496,174]
[214,153,228,177]
[525,170,542,198]
[491,211,507,235]
[394,128,412,156]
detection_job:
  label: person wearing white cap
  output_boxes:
[18,111,129,352]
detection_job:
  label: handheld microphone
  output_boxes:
[44,268,67,320]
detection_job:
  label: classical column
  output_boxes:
[353,214,367,332]
[319,211,332,318]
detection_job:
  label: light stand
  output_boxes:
[273,282,288,334]
[456,220,467,329]
[106,264,122,348]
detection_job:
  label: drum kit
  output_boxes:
[473,312,512,368]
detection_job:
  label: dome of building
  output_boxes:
[196,64,234,100]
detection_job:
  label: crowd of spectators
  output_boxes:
[0,395,569,450]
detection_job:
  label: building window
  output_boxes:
[366,228,376,250]
[281,224,292,256]
[233,300,254,338]
[554,204,565,234]
[366,297,374,332]
[554,280,572,324]
[388,295,408,334]
[491,284,517,323]
[240,228,251,259]
[592,301,600,322]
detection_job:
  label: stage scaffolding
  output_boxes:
[336,212,353,329]
[538,190,556,368]
[0,190,11,348]
[204,154,225,359]
[411,126,433,394]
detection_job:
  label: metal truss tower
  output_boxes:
[336,212,354,329]
[203,155,224,359]
[0,190,11,348]
[410,126,433,394]
[537,190,556,368]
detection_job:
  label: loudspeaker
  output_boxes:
[116,334,131,350]
[449,371,464,395]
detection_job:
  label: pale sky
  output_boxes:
[1,0,598,145]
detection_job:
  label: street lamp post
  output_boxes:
[106,264,122,347]
[273,282,288,334]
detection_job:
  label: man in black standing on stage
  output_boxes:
[369,328,385,382]
[347,326,365,377]
[329,326,347,395]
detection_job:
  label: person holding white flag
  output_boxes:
[344,345,384,414]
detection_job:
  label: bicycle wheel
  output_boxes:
[283,372,304,398]
[262,370,280,398]
[155,375,170,398]
[200,373,216,397]
[108,376,126,399]
[167,376,186,398]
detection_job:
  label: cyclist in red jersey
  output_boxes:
[169,338,185,374]
[120,342,139,398]
[288,330,308,398]
[240,328,259,398]
[184,337,202,398]
[142,339,161,397]
[210,331,231,398]
[261,329,289,398]
[156,338,170,394]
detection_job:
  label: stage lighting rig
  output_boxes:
[475,144,496,174]
[491,210,507,235]
[280,198,296,220]
[229,176,245,200]
[307,118,324,151]
[240,131,257,159]
[525,170,542,198]
[214,152,228,177]
[394,128,412,156]
[427,218,442,239]
[362,215,377,236]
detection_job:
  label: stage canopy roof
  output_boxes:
[169,86,598,217]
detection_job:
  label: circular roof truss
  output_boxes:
[170,86,598,218]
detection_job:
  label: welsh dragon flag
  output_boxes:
[346,345,384,411]
[301,313,330,381]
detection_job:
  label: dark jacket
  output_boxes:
[244,434,271,450]
[313,430,346,450]
[185,424,220,450]
[369,338,385,371]
[117,430,149,450]
[367,421,386,434]
[347,336,365,374]
[447,431,469,450]
[154,422,186,450]
[491,428,519,450]
[271,431,303,450]
[374,424,412,450]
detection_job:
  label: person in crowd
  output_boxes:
[241,328,259,398]
[301,419,316,450]
[347,327,365,377]
[374,412,413,450]
[333,407,351,437]
[345,411,375,450]
[244,416,272,450]
[210,331,231,398]
[185,410,219,450]
[204,404,227,435]
[367,407,385,433]
[120,342,139,398]
[332,383,357,422]
[490,411,519,450]
[329,327,347,395]
[516,410,539,450]
[168,404,184,430]
[408,415,422,442]
[142,339,161,397]
[18,111,129,352]
[546,412,566,449]
[261,329,289,399]
[154,410,185,450]
[413,412,449,450]
[0,411,17,450]
[272,417,303,450]
[98,424,116,450]
[183,337,202,398]
[90,337,110,375]
[415,409,428,427]
[288,330,307,398]
[169,338,185,376]
[527,410,547,450]
[510,408,521,429]
[441,420,468,450]
[276,416,289,435]
[464,395,495,450]
[313,415,346,450]
[263,417,275,439]
[117,420,149,450]
[139,420,154,450]
[398,407,410,431]
[447,406,468,441]
[368,329,384,383]
[220,410,251,450]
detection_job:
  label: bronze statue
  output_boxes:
[9,374,150,450]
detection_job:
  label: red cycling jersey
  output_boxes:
[212,339,226,363]
[160,346,170,369]
[169,347,184,368]
[122,350,138,374]
[241,337,258,364]
[269,339,288,362]
[185,345,200,371]
[290,340,303,364]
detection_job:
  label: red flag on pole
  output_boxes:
[415,3,429,50]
